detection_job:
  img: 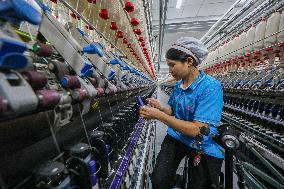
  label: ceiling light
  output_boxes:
[176,0,183,9]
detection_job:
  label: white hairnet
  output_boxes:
[171,37,208,65]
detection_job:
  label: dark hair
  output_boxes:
[166,48,198,67]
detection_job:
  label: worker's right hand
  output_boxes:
[146,98,162,111]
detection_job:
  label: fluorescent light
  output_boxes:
[176,0,183,9]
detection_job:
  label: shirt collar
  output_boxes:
[179,71,206,91]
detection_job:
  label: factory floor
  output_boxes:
[154,87,239,189]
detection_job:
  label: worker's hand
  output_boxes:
[139,106,164,120]
[146,98,162,110]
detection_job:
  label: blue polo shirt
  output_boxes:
[167,71,224,158]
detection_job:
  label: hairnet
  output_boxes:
[171,37,208,65]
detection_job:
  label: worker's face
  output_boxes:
[166,57,193,80]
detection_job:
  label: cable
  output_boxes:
[45,111,63,156]
[78,106,92,148]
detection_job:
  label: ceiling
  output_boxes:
[151,0,243,76]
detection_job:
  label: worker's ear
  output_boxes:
[186,57,194,67]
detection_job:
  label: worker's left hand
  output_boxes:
[139,106,164,120]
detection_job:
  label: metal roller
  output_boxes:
[22,71,48,89]
[105,83,117,96]
[48,60,70,79]
[115,86,122,93]
[105,87,115,96]
[60,75,80,89]
[36,89,61,108]
[118,83,128,92]
[32,42,53,57]
[88,77,97,87]
[71,88,89,102]
[92,72,108,88]
[0,96,8,113]
[103,79,109,88]
[96,87,105,97]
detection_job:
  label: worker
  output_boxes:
[139,37,224,189]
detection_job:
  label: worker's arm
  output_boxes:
[160,107,173,116]
[139,106,207,137]
[146,98,173,115]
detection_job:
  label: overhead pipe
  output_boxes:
[205,0,256,49]
[143,0,152,40]
[206,0,280,50]
[161,0,168,61]
[142,0,154,60]
[200,0,244,43]
[158,0,163,72]
[158,0,168,72]
[207,0,273,49]
[225,0,280,38]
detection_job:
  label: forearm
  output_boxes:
[159,107,172,116]
[158,113,200,137]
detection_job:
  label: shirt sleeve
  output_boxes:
[193,83,223,126]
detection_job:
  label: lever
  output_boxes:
[137,96,145,106]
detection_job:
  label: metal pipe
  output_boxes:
[235,160,246,189]
[158,0,168,72]
[243,171,267,189]
[218,0,284,48]
[207,0,280,49]
[161,0,168,55]
[143,0,154,60]
[142,0,154,60]
[249,147,284,185]
[205,0,257,46]
[158,0,164,72]
[146,0,155,55]
[242,162,284,188]
[200,0,243,42]
[226,0,279,36]
[240,134,284,171]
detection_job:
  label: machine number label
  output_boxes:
[91,101,99,110]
